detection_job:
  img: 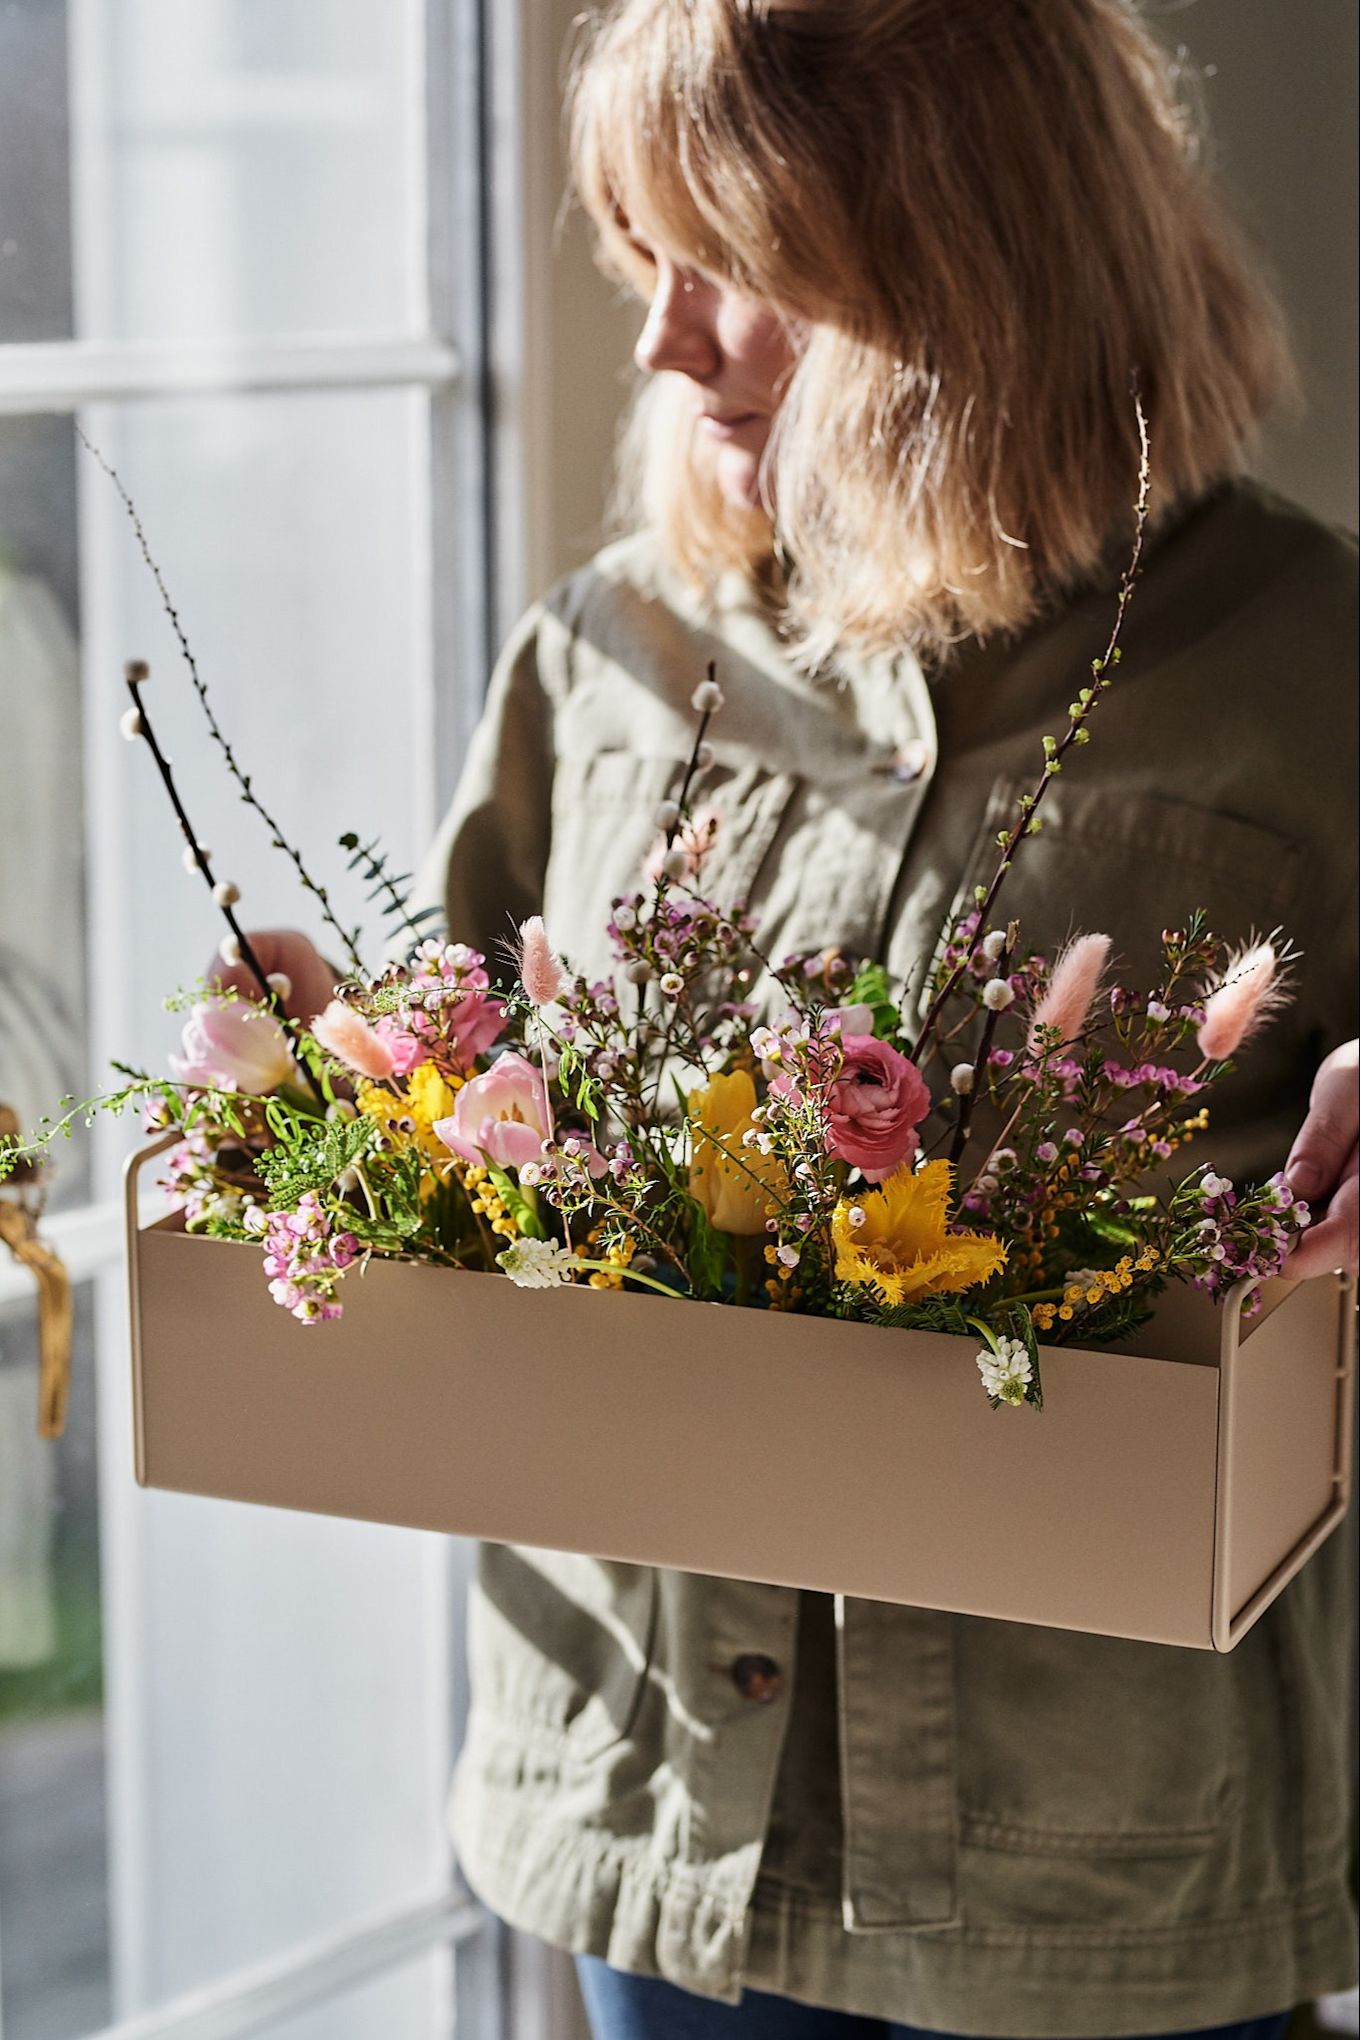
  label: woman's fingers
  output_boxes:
[202,929,340,1022]
[1284,1039,1359,1207]
[1283,1140,1358,1280]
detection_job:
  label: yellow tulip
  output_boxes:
[688,1069,784,1236]
[832,1159,1005,1305]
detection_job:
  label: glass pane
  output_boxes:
[74,384,434,1090]
[0,412,90,1207]
[1,379,457,2030]
[0,1281,111,2040]
[0,0,425,346]
[77,385,452,2013]
[256,1946,452,2040]
[0,1,74,343]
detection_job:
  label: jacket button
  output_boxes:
[878,738,930,783]
[731,1654,783,1702]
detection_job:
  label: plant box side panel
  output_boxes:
[133,1233,1223,1643]
[1219,1273,1353,1627]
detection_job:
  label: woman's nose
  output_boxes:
[633,261,721,381]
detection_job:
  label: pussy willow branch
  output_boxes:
[909,394,1151,1064]
[948,921,1018,1171]
[122,666,328,1106]
[76,426,366,977]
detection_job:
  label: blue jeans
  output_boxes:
[574,1959,1292,2040]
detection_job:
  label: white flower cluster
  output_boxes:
[496,1238,578,1290]
[976,1335,1033,1406]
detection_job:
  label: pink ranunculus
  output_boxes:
[826,1034,932,1183]
[433,1052,551,1171]
[170,998,296,1094]
[446,989,507,1069]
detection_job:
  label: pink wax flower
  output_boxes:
[434,1052,551,1171]
[170,997,296,1094]
[310,1000,398,1081]
[827,1034,932,1183]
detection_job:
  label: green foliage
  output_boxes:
[1050,1285,1159,1350]
[683,1195,729,1302]
[555,1042,601,1124]
[255,1114,376,1208]
[344,1144,427,1252]
[484,1158,547,1240]
[844,962,902,1041]
[870,1293,976,1336]
[338,830,445,947]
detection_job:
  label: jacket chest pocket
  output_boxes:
[945,778,1305,988]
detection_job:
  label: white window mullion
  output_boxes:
[0,336,460,414]
[74,1889,482,2040]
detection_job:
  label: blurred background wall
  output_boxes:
[527,0,1359,594]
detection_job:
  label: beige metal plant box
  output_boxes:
[125,1138,1355,1653]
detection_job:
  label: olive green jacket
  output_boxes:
[425,481,1358,2035]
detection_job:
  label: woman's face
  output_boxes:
[630,236,797,510]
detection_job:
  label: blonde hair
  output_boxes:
[569,0,1295,665]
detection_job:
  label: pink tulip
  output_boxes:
[310,1000,398,1081]
[434,1053,551,1171]
[446,989,508,1068]
[821,1004,876,1040]
[1028,933,1111,1052]
[827,1034,932,1182]
[170,998,296,1094]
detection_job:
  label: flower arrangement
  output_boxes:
[0,420,1312,1410]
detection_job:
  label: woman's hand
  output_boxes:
[205,928,340,1025]
[1282,1039,1359,1279]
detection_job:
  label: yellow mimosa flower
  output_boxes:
[832,1159,1005,1305]
[358,1064,464,1200]
[688,1068,784,1236]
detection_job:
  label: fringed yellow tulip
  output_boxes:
[833,1159,1005,1305]
[688,1069,784,1236]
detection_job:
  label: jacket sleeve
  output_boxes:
[413,600,560,978]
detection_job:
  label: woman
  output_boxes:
[239,2,1359,2033]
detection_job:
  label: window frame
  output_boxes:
[0,1,541,2033]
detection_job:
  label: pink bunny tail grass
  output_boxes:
[518,915,569,1008]
[1027,933,1112,1051]
[1196,940,1287,1061]
[310,999,398,1081]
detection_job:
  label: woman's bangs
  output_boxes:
[573,32,747,289]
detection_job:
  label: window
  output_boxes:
[0,4,510,2033]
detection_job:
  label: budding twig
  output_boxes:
[910,394,1151,1065]
[121,662,327,1106]
[77,426,366,977]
